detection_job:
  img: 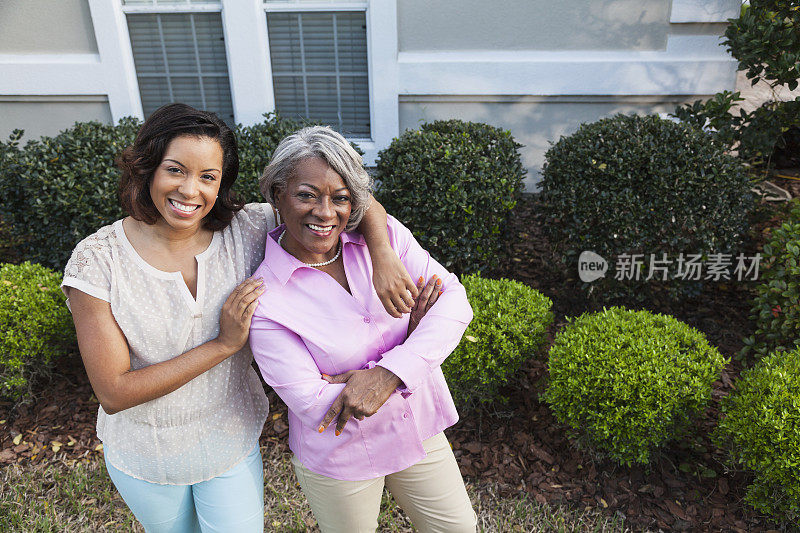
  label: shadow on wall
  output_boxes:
[398,0,671,52]
[399,57,724,191]
[581,0,671,51]
[399,96,697,191]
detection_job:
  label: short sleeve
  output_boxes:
[61,227,115,307]
[234,203,278,275]
[239,203,277,228]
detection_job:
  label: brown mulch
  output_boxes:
[442,190,793,532]
[771,169,800,199]
[0,361,104,466]
[2,182,798,532]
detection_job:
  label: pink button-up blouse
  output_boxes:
[249,215,473,481]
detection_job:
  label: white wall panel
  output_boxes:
[398,35,736,96]
[0,96,112,141]
[0,0,98,54]
[670,0,740,23]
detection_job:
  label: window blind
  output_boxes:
[264,1,364,4]
[126,12,234,125]
[267,11,370,137]
[123,1,219,6]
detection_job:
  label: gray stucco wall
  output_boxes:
[0,0,98,54]
[399,96,700,190]
[0,97,112,142]
[398,0,671,52]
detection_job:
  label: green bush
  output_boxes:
[443,274,552,408]
[715,347,800,521]
[673,94,800,167]
[726,0,800,91]
[234,112,307,204]
[544,307,727,466]
[0,132,24,263]
[375,120,525,274]
[742,200,800,358]
[673,0,800,167]
[0,262,75,403]
[0,114,362,270]
[539,114,752,301]
[0,120,140,270]
[235,113,363,203]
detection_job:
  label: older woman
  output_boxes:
[61,104,417,532]
[250,126,477,533]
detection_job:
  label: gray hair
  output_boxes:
[259,126,372,231]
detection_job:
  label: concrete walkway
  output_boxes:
[734,70,800,113]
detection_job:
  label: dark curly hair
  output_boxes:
[117,103,242,230]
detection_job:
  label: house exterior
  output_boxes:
[0,0,740,189]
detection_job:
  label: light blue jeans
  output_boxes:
[104,445,264,533]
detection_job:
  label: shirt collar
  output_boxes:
[264,225,366,286]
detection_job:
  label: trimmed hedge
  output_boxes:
[0,121,140,270]
[0,113,320,270]
[234,112,311,204]
[715,347,800,521]
[443,274,553,408]
[742,200,800,358]
[539,114,753,301]
[544,307,727,466]
[0,262,75,403]
[376,120,525,274]
[673,0,800,167]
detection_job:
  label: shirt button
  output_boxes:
[363,316,370,323]
[402,412,409,420]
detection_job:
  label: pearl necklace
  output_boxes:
[278,229,342,268]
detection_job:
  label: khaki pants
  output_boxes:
[292,432,477,533]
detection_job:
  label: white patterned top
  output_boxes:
[61,203,277,485]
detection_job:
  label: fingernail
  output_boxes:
[418,276,424,284]
[435,278,442,286]
[335,430,341,436]
[322,374,330,380]
[318,425,324,433]
[439,290,443,295]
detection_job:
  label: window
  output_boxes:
[123,2,235,124]
[265,3,371,138]
[110,0,395,159]
[122,1,219,7]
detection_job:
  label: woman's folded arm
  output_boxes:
[376,216,474,392]
[249,315,346,428]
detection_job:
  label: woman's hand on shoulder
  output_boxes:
[216,277,265,354]
[371,245,418,318]
[407,274,442,336]
[69,277,264,415]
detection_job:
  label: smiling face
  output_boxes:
[149,135,223,233]
[275,157,352,264]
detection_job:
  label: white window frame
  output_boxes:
[115,1,242,122]
[261,1,397,164]
[81,0,397,165]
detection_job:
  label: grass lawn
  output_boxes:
[0,442,633,532]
